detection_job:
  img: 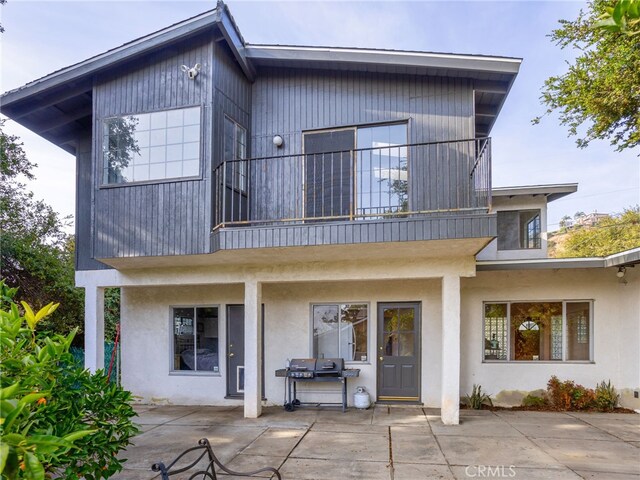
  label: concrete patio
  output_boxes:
[115,405,639,480]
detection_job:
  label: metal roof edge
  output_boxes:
[492,183,578,202]
[476,257,605,271]
[604,247,640,267]
[215,1,255,81]
[244,45,522,75]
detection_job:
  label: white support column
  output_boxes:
[244,279,263,418]
[441,275,461,425]
[84,286,105,373]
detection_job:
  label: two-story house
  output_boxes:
[2,2,637,424]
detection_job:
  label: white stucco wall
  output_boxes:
[461,267,640,409]
[121,284,245,406]
[116,261,639,410]
[120,278,445,407]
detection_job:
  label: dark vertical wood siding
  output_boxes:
[212,42,251,165]
[93,34,214,259]
[210,42,252,235]
[249,69,474,221]
[212,214,496,251]
[76,131,111,270]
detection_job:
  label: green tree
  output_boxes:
[554,207,640,257]
[0,0,6,34]
[535,0,640,152]
[559,215,572,230]
[0,120,85,340]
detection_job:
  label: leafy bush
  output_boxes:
[595,380,619,411]
[522,394,547,408]
[547,376,596,411]
[30,367,139,479]
[0,281,139,479]
[464,384,493,410]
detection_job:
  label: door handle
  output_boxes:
[229,353,235,357]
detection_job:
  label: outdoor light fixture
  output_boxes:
[617,266,626,278]
[273,135,284,148]
[181,63,201,80]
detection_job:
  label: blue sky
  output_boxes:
[1,0,638,231]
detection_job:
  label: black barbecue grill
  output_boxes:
[275,358,360,412]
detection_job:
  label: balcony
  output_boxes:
[211,138,494,253]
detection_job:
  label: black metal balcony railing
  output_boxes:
[213,137,491,229]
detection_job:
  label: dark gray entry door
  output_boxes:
[377,303,421,401]
[304,129,355,219]
[226,305,265,398]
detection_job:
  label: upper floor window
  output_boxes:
[497,209,541,250]
[224,116,247,192]
[103,106,201,185]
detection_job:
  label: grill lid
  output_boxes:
[288,358,345,374]
[289,358,316,371]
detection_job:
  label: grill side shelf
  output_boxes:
[342,369,360,378]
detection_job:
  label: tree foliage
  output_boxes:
[554,207,640,257]
[0,285,138,479]
[1,122,121,343]
[0,121,86,340]
[535,0,640,152]
[0,0,6,34]
[595,0,640,35]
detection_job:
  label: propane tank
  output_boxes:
[353,386,371,409]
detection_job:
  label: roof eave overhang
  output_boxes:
[1,9,222,108]
[492,183,579,202]
[215,4,255,81]
[245,45,521,75]
[604,247,640,267]
[0,4,254,155]
[477,247,640,271]
[476,258,605,271]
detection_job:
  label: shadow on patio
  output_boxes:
[114,405,639,479]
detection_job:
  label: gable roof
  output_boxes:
[1,1,520,155]
[0,1,247,155]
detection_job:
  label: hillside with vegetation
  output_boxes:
[549,207,640,258]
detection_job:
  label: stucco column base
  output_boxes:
[441,275,461,425]
[84,286,105,372]
[244,280,263,418]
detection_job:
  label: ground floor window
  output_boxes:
[172,306,219,372]
[483,301,591,362]
[312,304,368,362]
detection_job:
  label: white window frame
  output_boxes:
[101,105,203,186]
[224,115,248,193]
[482,300,594,363]
[309,302,370,364]
[169,304,221,376]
